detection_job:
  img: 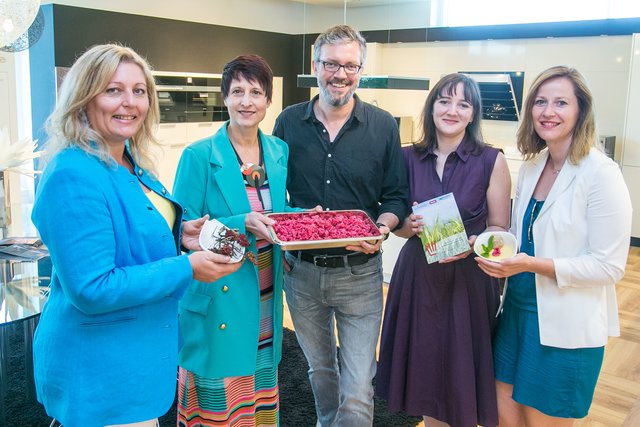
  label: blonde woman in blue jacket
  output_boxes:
[31,44,241,427]
[173,55,296,427]
[476,66,632,426]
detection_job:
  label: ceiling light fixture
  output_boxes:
[296,0,429,91]
[0,0,41,47]
[297,74,429,90]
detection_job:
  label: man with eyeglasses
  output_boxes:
[273,24,407,427]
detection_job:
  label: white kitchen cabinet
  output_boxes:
[151,122,223,191]
[381,233,406,282]
[153,144,184,191]
[149,76,283,195]
[504,156,523,198]
[621,34,640,239]
[622,165,640,239]
[622,34,640,167]
[156,123,186,146]
[150,123,186,191]
[187,122,224,143]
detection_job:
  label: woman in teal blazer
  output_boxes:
[31,45,240,427]
[173,55,295,426]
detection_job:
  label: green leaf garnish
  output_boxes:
[480,235,494,257]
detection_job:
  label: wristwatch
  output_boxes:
[376,222,390,240]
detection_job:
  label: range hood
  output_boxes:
[460,71,524,122]
[297,74,430,90]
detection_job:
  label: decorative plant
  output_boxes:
[0,126,41,175]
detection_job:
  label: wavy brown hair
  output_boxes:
[414,73,485,153]
[517,66,596,163]
[45,44,160,174]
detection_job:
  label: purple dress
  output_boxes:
[376,140,500,427]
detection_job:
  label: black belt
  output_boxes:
[297,251,377,268]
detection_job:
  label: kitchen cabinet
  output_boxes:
[622,34,640,167]
[622,34,640,239]
[187,122,224,143]
[381,233,405,282]
[151,122,224,191]
[156,123,185,147]
[150,124,189,191]
[622,166,640,238]
[150,76,283,193]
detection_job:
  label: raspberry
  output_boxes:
[270,211,380,242]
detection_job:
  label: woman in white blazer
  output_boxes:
[476,66,632,426]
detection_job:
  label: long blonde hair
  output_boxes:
[45,43,160,173]
[517,66,597,163]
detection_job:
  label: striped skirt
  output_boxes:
[176,364,278,427]
[177,243,278,427]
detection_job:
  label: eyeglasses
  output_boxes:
[318,60,362,74]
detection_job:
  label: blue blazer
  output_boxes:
[173,124,291,378]
[31,147,193,427]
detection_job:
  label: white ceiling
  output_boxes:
[42,0,428,34]
[289,0,414,8]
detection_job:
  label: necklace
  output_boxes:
[230,139,265,182]
[229,137,267,209]
[547,157,563,175]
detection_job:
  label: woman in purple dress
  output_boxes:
[376,73,512,427]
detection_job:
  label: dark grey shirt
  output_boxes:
[273,94,408,242]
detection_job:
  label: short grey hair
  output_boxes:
[313,24,367,66]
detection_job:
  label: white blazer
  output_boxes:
[506,147,632,349]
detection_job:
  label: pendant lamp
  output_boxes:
[0,0,41,47]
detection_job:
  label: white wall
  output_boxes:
[0,54,13,239]
[0,53,18,145]
[354,35,636,277]
[0,49,37,238]
[374,36,631,159]
[622,34,640,238]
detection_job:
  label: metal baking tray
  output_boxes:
[266,210,384,251]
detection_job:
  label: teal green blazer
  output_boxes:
[173,123,291,378]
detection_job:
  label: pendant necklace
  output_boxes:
[548,157,562,175]
[230,137,267,209]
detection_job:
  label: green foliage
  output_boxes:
[480,234,495,258]
[419,216,465,247]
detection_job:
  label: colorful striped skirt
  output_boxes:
[177,364,278,427]
[177,242,278,427]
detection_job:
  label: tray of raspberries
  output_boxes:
[266,210,383,250]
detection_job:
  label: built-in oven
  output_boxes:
[153,72,229,124]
